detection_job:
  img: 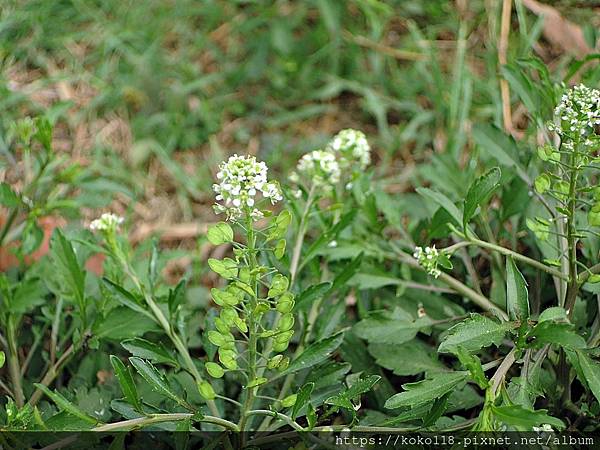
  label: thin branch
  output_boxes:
[92,413,239,432]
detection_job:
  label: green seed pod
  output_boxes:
[207,330,234,347]
[277,356,290,371]
[273,341,289,353]
[276,292,295,313]
[214,317,230,334]
[234,317,248,333]
[268,274,290,298]
[281,394,297,408]
[206,362,225,378]
[219,349,238,370]
[589,203,600,227]
[278,313,295,331]
[198,381,216,400]
[534,173,551,194]
[275,330,294,344]
[254,302,271,315]
[221,307,238,326]
[267,354,284,369]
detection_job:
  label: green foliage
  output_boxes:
[2,0,600,436]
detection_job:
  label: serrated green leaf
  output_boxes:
[121,338,178,367]
[282,331,344,375]
[129,357,187,407]
[110,356,142,412]
[454,346,488,389]
[492,405,564,431]
[384,372,468,409]
[575,350,600,404]
[472,124,522,169]
[368,341,443,376]
[416,187,462,226]
[538,307,568,323]
[527,322,586,349]
[94,307,158,340]
[34,384,99,425]
[291,382,314,420]
[463,167,501,231]
[438,314,513,353]
[506,257,529,320]
[354,308,432,345]
[50,229,86,312]
[325,375,381,412]
[0,182,21,207]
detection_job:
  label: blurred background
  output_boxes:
[1,0,598,255]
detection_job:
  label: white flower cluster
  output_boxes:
[328,128,371,170]
[549,84,600,145]
[89,213,124,232]
[290,150,341,190]
[290,129,371,193]
[413,245,441,278]
[213,154,282,221]
[532,424,553,433]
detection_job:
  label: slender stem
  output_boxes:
[490,347,517,398]
[6,316,24,407]
[22,324,49,376]
[564,154,580,317]
[0,209,18,247]
[444,239,567,280]
[245,410,304,432]
[92,413,239,432]
[578,263,600,286]
[254,190,317,431]
[238,216,259,432]
[289,186,315,284]
[394,247,509,321]
[29,343,75,406]
[0,378,14,397]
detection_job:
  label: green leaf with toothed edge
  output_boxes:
[463,167,501,231]
[384,372,468,409]
[110,355,142,412]
[506,257,530,321]
[282,331,345,375]
[438,314,514,353]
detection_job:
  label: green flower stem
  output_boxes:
[238,215,259,432]
[444,238,567,280]
[6,315,25,408]
[255,189,316,431]
[289,185,316,283]
[564,154,582,317]
[92,413,239,432]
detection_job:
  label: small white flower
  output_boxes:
[328,240,338,248]
[213,154,282,221]
[89,213,124,232]
[533,424,553,432]
[413,245,442,278]
[552,84,600,148]
[328,129,371,171]
[292,149,341,189]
